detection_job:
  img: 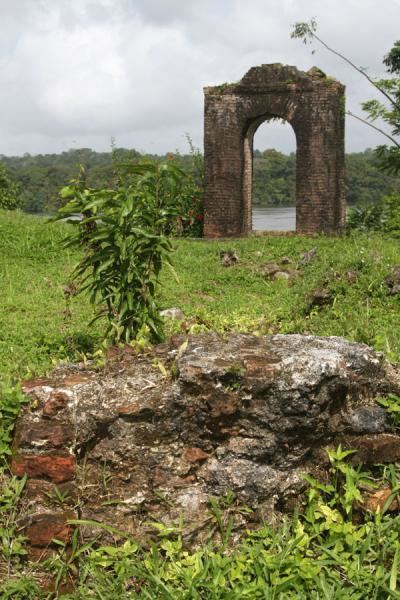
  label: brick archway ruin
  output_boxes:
[203,64,346,237]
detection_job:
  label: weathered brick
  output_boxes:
[24,478,77,503]
[43,391,70,416]
[362,486,399,513]
[17,421,73,450]
[21,377,52,394]
[62,373,93,386]
[23,511,76,547]
[11,453,76,483]
[203,64,345,237]
[341,434,400,464]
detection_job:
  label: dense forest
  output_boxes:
[253,148,400,206]
[1,147,399,213]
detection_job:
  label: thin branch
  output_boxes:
[347,111,400,148]
[310,31,400,111]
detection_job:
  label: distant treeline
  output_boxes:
[253,149,400,207]
[1,147,399,213]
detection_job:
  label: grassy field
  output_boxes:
[1,209,399,383]
[1,209,400,597]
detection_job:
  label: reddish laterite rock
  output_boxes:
[23,511,76,547]
[11,453,76,483]
[43,391,70,417]
[10,333,400,553]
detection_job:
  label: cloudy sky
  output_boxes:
[0,0,399,157]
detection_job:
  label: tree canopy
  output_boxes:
[0,162,20,210]
[1,147,398,213]
[291,20,400,175]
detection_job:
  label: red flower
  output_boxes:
[197,213,203,221]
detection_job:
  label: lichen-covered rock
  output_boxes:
[160,307,185,321]
[12,334,400,550]
[386,265,400,295]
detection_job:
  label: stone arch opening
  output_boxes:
[203,64,345,237]
[249,117,297,231]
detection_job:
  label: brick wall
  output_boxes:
[203,64,345,237]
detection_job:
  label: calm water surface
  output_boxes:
[252,206,295,231]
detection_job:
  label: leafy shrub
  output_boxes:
[347,191,400,235]
[169,141,204,237]
[0,163,20,210]
[56,160,194,344]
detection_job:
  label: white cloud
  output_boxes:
[0,0,399,155]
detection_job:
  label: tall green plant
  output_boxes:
[165,140,204,237]
[182,136,205,237]
[56,161,188,344]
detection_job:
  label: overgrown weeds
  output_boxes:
[1,211,400,381]
[2,449,400,598]
[0,383,28,467]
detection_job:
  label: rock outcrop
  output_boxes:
[12,334,400,556]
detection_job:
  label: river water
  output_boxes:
[252,206,296,231]
[60,206,297,231]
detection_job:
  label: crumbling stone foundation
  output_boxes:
[10,334,400,557]
[203,64,346,236]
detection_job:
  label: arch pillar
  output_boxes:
[203,64,345,237]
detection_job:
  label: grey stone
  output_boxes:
[259,262,281,278]
[344,406,391,434]
[14,333,400,548]
[273,271,291,281]
[219,250,239,267]
[160,307,185,321]
[385,265,400,295]
[300,247,318,265]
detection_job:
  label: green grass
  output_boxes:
[1,209,400,597]
[0,210,101,381]
[3,451,400,598]
[1,209,400,383]
[161,234,400,360]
